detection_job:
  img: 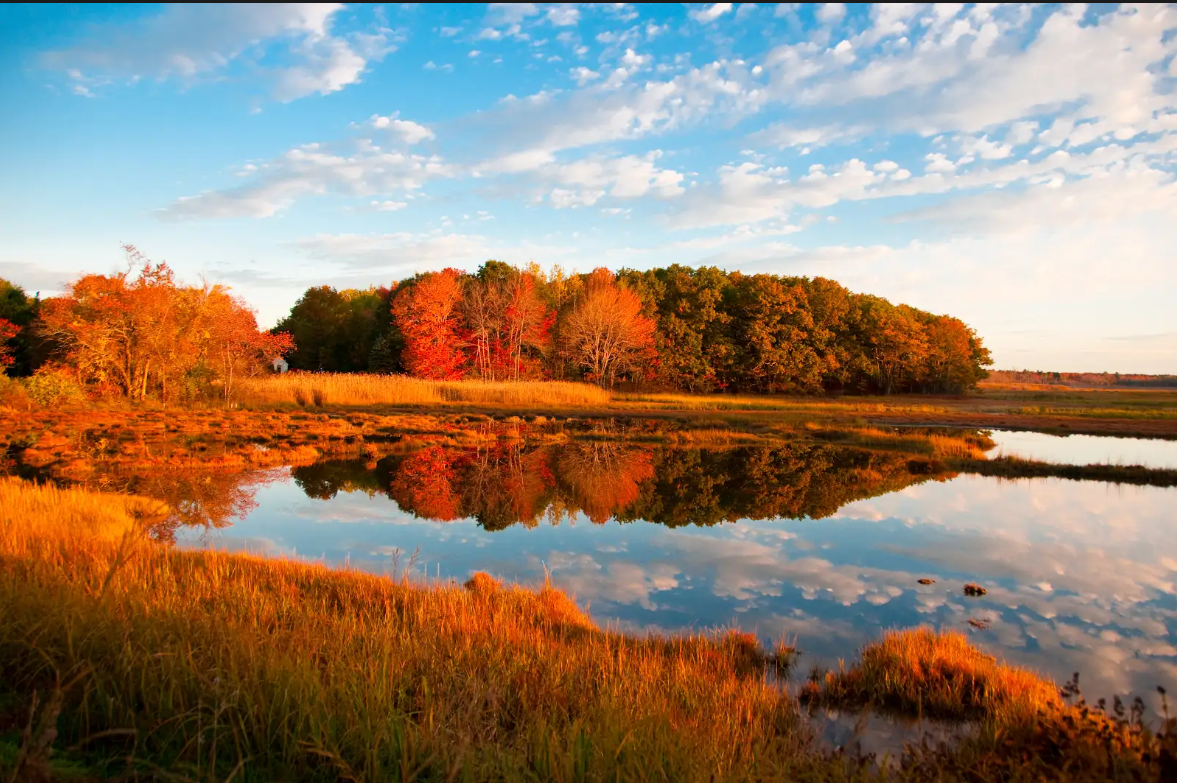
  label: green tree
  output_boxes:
[0,278,44,376]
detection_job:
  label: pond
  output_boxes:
[987,429,1177,469]
[171,439,1177,714]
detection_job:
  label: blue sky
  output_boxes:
[1,3,1174,372]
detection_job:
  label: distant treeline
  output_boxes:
[0,257,992,402]
[275,263,992,395]
[988,370,1177,389]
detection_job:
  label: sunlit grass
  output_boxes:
[2,478,1174,780]
[804,628,1061,722]
[240,373,612,408]
[0,478,815,782]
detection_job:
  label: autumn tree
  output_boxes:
[726,274,823,393]
[391,269,468,379]
[201,286,294,401]
[38,245,289,403]
[264,260,991,396]
[0,279,43,376]
[0,318,18,373]
[558,268,657,387]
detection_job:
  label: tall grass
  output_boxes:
[3,478,1174,780]
[240,373,613,409]
[0,477,822,782]
[804,628,1061,722]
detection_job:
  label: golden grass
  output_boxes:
[0,477,823,782]
[240,373,612,409]
[0,476,167,546]
[805,628,1065,723]
[2,479,1174,781]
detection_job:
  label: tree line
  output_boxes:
[277,262,991,394]
[0,246,290,404]
[0,253,991,403]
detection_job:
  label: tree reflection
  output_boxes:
[92,468,286,542]
[293,443,955,531]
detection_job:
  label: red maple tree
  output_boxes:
[391,269,468,379]
[0,318,18,371]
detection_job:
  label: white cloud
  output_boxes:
[691,3,734,24]
[467,59,762,165]
[367,113,436,144]
[619,48,651,69]
[42,3,393,102]
[367,200,408,212]
[546,5,581,27]
[485,3,540,27]
[815,3,846,24]
[543,152,687,204]
[570,66,600,85]
[295,230,575,272]
[670,158,880,227]
[764,4,1175,138]
[923,153,956,174]
[159,142,455,219]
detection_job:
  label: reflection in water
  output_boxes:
[989,429,1177,470]
[159,442,1177,714]
[290,443,952,530]
[91,469,286,542]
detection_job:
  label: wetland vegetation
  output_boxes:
[3,260,1177,781]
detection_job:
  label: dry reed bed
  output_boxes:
[239,374,613,409]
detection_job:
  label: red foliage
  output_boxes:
[389,446,462,521]
[0,318,17,369]
[391,269,468,380]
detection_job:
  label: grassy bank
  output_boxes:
[234,374,1177,438]
[952,455,1177,487]
[3,478,1175,781]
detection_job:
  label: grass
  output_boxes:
[951,455,1177,487]
[239,373,612,409]
[228,375,1177,438]
[803,628,1061,722]
[0,477,831,782]
[804,629,1177,781]
[3,478,1176,781]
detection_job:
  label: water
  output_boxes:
[988,429,1177,469]
[172,440,1177,713]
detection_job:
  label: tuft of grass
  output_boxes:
[803,628,1062,722]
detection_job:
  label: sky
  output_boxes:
[0,3,1174,373]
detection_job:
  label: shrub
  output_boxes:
[24,366,86,407]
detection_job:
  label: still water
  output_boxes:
[988,429,1177,469]
[174,440,1177,711]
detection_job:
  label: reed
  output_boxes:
[3,478,1173,781]
[804,628,1062,722]
[0,477,821,782]
[239,373,613,409]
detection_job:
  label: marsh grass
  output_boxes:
[805,629,1177,781]
[2,479,1176,780]
[952,455,1177,487]
[0,478,829,782]
[241,374,612,409]
[804,628,1061,722]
